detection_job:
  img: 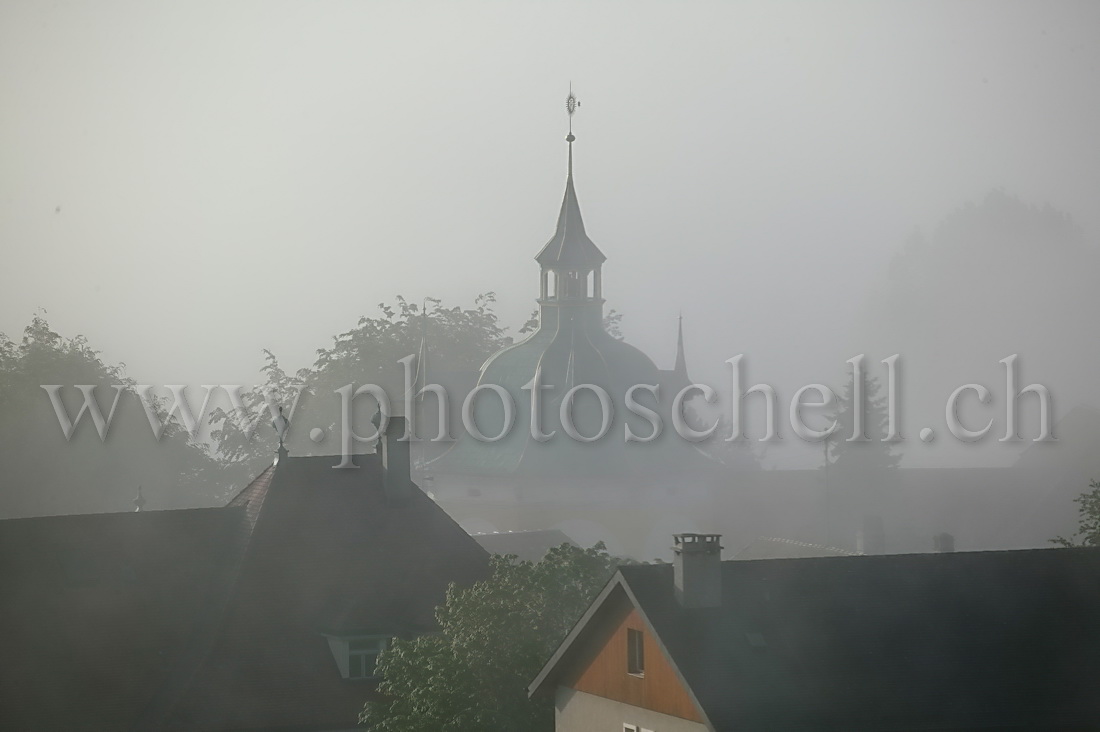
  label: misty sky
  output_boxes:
[3,1,1099,468]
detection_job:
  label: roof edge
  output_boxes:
[526,568,715,730]
[528,570,627,698]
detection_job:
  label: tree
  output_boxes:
[859,191,1100,443]
[822,371,900,549]
[207,294,514,490]
[825,372,900,472]
[1052,480,1100,548]
[360,543,624,731]
[0,315,224,516]
[705,415,764,471]
[206,349,313,491]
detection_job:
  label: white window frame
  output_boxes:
[346,635,388,679]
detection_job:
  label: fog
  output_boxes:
[6,8,1100,728]
[3,0,1100,474]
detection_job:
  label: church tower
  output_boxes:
[534,110,607,338]
[428,91,699,481]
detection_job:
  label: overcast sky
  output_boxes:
[2,1,1099,466]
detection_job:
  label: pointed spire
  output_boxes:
[673,314,689,380]
[133,486,146,512]
[535,87,606,270]
[412,303,431,401]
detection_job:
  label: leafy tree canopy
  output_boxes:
[0,314,223,516]
[209,293,515,490]
[360,543,624,732]
[1053,480,1100,548]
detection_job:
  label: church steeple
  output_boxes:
[536,88,606,304]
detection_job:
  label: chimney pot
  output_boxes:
[672,533,723,608]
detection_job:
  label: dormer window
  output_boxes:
[348,636,388,678]
[325,634,390,680]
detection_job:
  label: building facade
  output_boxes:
[532,534,1100,731]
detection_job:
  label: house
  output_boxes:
[0,417,490,731]
[530,533,1100,731]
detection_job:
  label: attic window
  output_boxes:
[348,636,388,679]
[327,635,390,680]
[626,628,645,676]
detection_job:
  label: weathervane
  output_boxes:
[566,84,580,140]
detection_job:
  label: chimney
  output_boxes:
[857,514,885,555]
[933,532,955,553]
[382,417,412,503]
[673,533,723,608]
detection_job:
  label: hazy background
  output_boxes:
[3,0,1099,470]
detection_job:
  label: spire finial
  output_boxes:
[273,405,290,458]
[565,84,579,175]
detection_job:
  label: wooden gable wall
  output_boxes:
[562,595,705,724]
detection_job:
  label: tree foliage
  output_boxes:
[208,293,514,490]
[0,314,223,516]
[1052,480,1100,548]
[705,415,764,470]
[826,372,900,472]
[360,543,623,732]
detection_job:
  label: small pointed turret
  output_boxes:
[133,486,146,512]
[673,313,689,381]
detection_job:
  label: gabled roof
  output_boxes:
[163,453,490,731]
[226,463,277,531]
[535,163,606,269]
[532,548,1100,731]
[0,506,248,731]
[0,449,490,732]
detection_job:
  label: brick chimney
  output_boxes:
[382,417,412,503]
[673,533,723,608]
[933,532,955,553]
